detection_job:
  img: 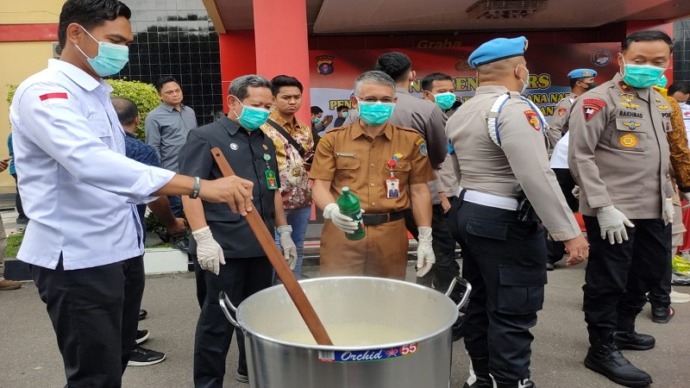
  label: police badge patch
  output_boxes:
[582,98,606,121]
[523,110,542,131]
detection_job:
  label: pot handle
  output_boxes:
[445,276,472,313]
[219,291,242,329]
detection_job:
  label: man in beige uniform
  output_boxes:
[446,36,588,388]
[546,68,598,146]
[568,30,674,387]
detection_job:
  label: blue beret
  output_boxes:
[468,36,528,69]
[567,68,597,79]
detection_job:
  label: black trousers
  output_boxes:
[404,203,462,301]
[193,257,273,388]
[582,216,671,345]
[647,256,672,309]
[31,255,144,388]
[546,168,578,264]
[448,200,547,382]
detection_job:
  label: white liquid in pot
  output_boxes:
[276,322,417,346]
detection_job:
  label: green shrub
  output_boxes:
[5,232,24,258]
[6,84,17,105]
[106,79,160,140]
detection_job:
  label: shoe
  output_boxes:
[546,263,554,271]
[136,329,150,345]
[236,368,249,384]
[0,278,21,291]
[15,216,29,225]
[651,306,674,324]
[463,357,493,388]
[670,289,690,304]
[613,331,655,350]
[127,345,166,367]
[495,379,535,388]
[138,309,148,321]
[584,343,652,387]
[172,236,190,253]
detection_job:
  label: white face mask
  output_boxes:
[517,64,530,94]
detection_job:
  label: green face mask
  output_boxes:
[622,60,665,89]
[433,92,456,111]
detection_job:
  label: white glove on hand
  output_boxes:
[323,203,359,233]
[596,206,635,245]
[663,198,674,225]
[192,226,225,275]
[572,185,581,199]
[277,225,297,269]
[682,192,690,203]
[416,227,436,277]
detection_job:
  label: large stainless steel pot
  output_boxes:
[220,276,470,388]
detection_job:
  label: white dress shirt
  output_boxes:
[9,59,175,270]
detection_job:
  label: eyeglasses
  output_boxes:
[355,96,395,104]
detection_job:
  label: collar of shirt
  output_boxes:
[613,72,650,102]
[219,115,267,140]
[268,110,307,132]
[161,103,187,113]
[395,87,410,94]
[475,85,511,95]
[125,132,137,139]
[48,59,106,93]
[350,121,394,141]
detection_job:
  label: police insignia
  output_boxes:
[623,121,640,130]
[619,133,638,148]
[658,104,670,110]
[523,110,541,131]
[583,98,606,121]
[262,144,269,150]
[619,82,632,93]
[316,55,335,75]
[557,107,567,116]
[419,142,428,156]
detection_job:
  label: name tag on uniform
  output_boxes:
[336,152,356,158]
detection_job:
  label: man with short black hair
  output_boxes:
[9,1,254,385]
[333,105,350,128]
[569,29,676,386]
[146,75,198,219]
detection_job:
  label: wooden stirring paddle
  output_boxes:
[210,147,333,346]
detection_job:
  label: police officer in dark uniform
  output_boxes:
[179,75,296,387]
[446,37,589,388]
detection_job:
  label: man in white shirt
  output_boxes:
[9,1,253,386]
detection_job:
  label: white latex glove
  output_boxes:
[277,225,297,269]
[192,226,225,275]
[572,185,581,199]
[596,206,635,245]
[323,203,359,233]
[663,198,674,225]
[416,227,436,277]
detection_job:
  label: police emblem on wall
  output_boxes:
[591,49,612,67]
[316,55,335,75]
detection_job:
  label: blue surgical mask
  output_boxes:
[622,60,666,89]
[656,74,668,88]
[433,92,456,111]
[313,117,321,125]
[76,26,129,77]
[518,65,530,94]
[234,99,270,130]
[341,111,349,118]
[357,99,395,126]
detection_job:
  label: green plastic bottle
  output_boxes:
[337,187,366,240]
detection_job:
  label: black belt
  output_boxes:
[362,211,405,226]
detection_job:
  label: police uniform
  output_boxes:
[547,69,597,146]
[568,73,673,346]
[446,37,581,385]
[10,59,174,386]
[309,122,434,279]
[178,116,279,385]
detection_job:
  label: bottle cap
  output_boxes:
[342,186,350,192]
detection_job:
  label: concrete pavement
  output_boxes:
[2,259,690,387]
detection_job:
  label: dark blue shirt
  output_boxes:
[125,132,161,236]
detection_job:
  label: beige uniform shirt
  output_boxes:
[446,85,581,241]
[568,73,673,219]
[547,93,577,146]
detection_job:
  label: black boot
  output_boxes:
[584,343,652,387]
[463,357,493,388]
[495,378,535,388]
[613,331,655,350]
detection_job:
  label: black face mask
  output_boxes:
[584,82,597,90]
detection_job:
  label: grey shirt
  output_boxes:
[568,73,673,219]
[446,85,581,241]
[145,103,198,172]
